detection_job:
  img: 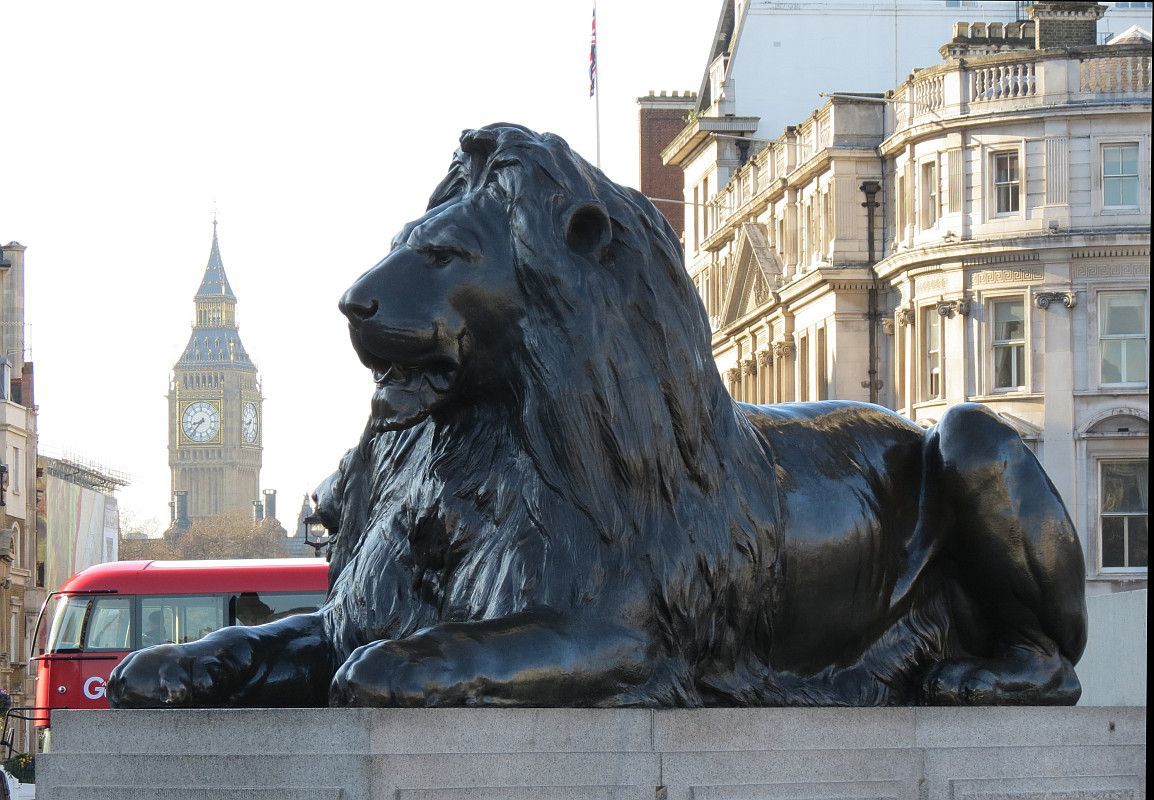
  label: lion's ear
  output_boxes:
[564,203,611,259]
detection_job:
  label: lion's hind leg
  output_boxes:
[920,645,1080,705]
[920,404,1087,706]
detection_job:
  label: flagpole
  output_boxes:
[592,2,601,168]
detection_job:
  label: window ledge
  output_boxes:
[1097,207,1142,216]
[968,393,1044,403]
[1080,385,1150,396]
[1087,572,1148,581]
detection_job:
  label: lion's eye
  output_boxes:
[430,249,456,267]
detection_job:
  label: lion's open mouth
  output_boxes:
[367,357,459,432]
[372,363,455,393]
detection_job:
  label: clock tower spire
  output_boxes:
[167,224,263,522]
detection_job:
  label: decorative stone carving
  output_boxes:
[772,340,796,359]
[742,357,757,377]
[896,308,916,327]
[756,349,774,367]
[881,318,896,336]
[936,299,973,318]
[1034,291,1077,310]
[727,367,743,384]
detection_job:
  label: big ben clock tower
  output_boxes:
[168,223,262,520]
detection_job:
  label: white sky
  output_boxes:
[3,1,721,531]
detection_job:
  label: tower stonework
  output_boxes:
[167,225,262,521]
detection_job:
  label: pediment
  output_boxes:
[720,223,784,327]
[1084,411,1149,437]
[997,412,1043,441]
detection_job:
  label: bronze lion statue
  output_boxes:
[110,124,1086,708]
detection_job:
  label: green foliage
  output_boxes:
[3,752,33,783]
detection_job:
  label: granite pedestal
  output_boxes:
[36,706,1145,800]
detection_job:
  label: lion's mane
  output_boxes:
[321,124,785,705]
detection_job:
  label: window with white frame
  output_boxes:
[947,149,963,213]
[9,609,19,662]
[702,176,711,239]
[992,151,1020,214]
[816,326,828,400]
[1100,291,1148,385]
[897,174,907,236]
[921,160,938,228]
[1102,143,1140,209]
[922,308,942,401]
[798,334,810,402]
[992,298,1026,390]
[692,186,700,251]
[1100,459,1148,570]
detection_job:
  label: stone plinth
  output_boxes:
[36,706,1145,800]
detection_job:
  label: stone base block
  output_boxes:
[36,707,1145,800]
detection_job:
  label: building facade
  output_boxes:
[0,240,40,752]
[663,3,1150,593]
[690,0,1153,150]
[167,225,264,523]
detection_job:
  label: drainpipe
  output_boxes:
[861,181,882,405]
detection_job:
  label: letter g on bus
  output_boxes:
[83,676,107,700]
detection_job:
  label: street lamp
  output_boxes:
[302,516,332,559]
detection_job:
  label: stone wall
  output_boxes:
[36,706,1146,800]
[1078,588,1148,706]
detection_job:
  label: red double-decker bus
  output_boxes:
[28,558,329,737]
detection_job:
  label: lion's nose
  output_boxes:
[339,291,378,326]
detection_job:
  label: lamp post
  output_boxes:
[302,518,332,559]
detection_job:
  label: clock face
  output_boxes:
[242,402,258,444]
[181,401,220,443]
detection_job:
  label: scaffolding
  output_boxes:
[40,452,130,494]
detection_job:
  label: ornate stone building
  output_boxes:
[0,240,40,751]
[664,3,1150,593]
[167,225,263,523]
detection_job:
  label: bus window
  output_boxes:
[84,597,133,650]
[231,591,325,626]
[141,596,224,646]
[47,597,90,653]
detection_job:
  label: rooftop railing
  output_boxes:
[889,43,1151,134]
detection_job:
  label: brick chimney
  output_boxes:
[1028,2,1107,49]
[638,90,697,240]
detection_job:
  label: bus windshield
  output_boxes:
[46,595,133,653]
[46,596,90,653]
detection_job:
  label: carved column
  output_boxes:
[726,366,742,398]
[772,339,796,402]
[757,349,774,405]
[1034,291,1077,310]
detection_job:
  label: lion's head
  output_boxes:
[335,124,768,562]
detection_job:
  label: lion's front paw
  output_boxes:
[107,635,255,708]
[330,641,446,707]
[107,645,199,708]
